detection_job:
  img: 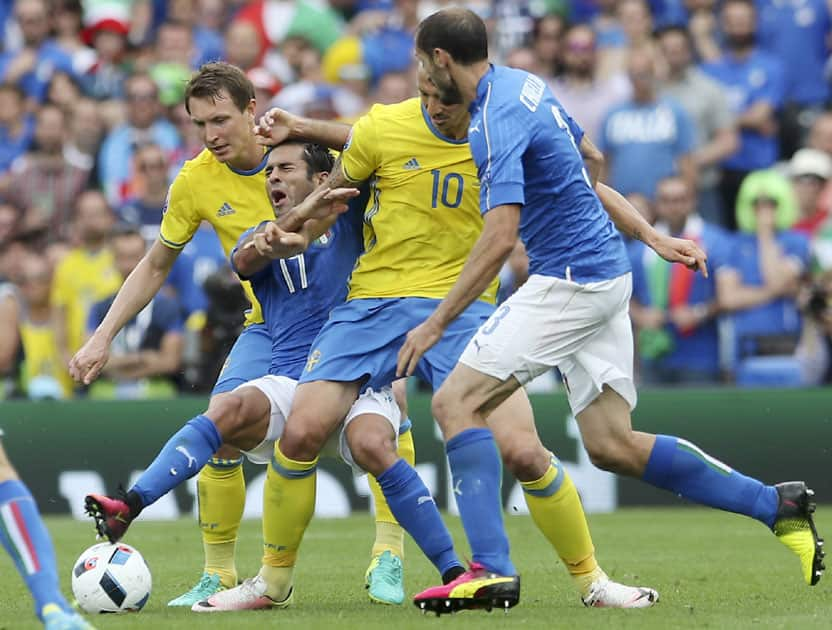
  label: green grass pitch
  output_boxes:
[1,507,830,629]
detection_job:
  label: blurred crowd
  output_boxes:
[1,0,831,400]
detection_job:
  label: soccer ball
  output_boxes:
[71,542,152,613]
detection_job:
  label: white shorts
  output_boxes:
[459,273,637,415]
[234,375,401,474]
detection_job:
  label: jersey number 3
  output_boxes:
[279,254,307,293]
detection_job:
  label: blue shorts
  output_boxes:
[212,323,272,395]
[299,298,494,391]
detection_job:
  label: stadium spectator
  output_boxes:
[529,12,564,81]
[117,143,171,241]
[78,14,130,101]
[224,20,263,73]
[504,46,541,75]
[716,170,809,384]
[756,0,831,159]
[368,70,413,107]
[629,175,731,384]
[553,23,631,145]
[657,25,738,226]
[0,202,18,248]
[87,226,183,399]
[65,98,104,177]
[0,0,74,102]
[16,253,72,399]
[98,73,181,206]
[51,190,121,371]
[686,0,721,62]
[701,0,786,228]
[789,149,832,238]
[598,47,696,199]
[1,103,90,241]
[53,0,94,74]
[165,0,225,68]
[0,82,34,174]
[45,71,83,112]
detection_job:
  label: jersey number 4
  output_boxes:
[279,254,308,293]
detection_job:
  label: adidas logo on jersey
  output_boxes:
[402,158,420,170]
[216,202,235,217]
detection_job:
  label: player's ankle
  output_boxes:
[259,565,293,601]
[573,565,607,598]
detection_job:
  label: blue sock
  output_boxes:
[376,459,461,576]
[131,415,222,508]
[0,480,70,619]
[446,428,516,576]
[643,435,779,527]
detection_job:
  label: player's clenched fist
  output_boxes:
[69,332,110,385]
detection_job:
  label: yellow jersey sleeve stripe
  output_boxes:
[159,234,189,249]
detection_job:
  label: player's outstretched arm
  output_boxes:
[595,182,709,277]
[233,222,310,276]
[254,107,352,151]
[69,240,179,385]
[397,204,521,377]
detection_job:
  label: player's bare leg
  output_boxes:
[577,386,824,586]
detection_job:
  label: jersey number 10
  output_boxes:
[430,169,464,209]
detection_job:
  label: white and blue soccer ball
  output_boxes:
[71,542,152,613]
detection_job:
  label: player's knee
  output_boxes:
[431,386,460,425]
[205,392,246,441]
[347,428,396,478]
[279,417,328,461]
[583,436,637,475]
[500,442,550,482]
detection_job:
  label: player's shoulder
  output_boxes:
[361,98,421,125]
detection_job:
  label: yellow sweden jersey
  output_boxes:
[341,98,498,304]
[159,148,274,325]
[50,248,121,355]
[19,320,73,398]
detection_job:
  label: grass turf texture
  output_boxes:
[1,507,830,629]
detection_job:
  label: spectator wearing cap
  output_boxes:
[657,25,738,227]
[553,23,631,146]
[79,13,130,101]
[0,0,74,102]
[701,0,786,229]
[98,73,181,206]
[716,170,809,383]
[629,175,731,384]
[790,148,832,237]
[1,103,90,240]
[0,82,34,174]
[756,0,831,159]
[598,47,696,200]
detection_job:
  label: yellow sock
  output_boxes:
[198,458,245,587]
[367,424,415,559]
[521,454,600,597]
[262,440,317,576]
[258,565,294,602]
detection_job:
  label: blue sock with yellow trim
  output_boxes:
[376,458,461,577]
[131,415,222,508]
[446,428,516,576]
[0,480,70,619]
[644,435,778,527]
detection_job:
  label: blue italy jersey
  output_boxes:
[469,65,630,283]
[757,0,830,106]
[701,50,785,171]
[231,208,364,379]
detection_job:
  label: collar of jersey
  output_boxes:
[471,63,496,114]
[421,103,468,145]
[226,151,269,176]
